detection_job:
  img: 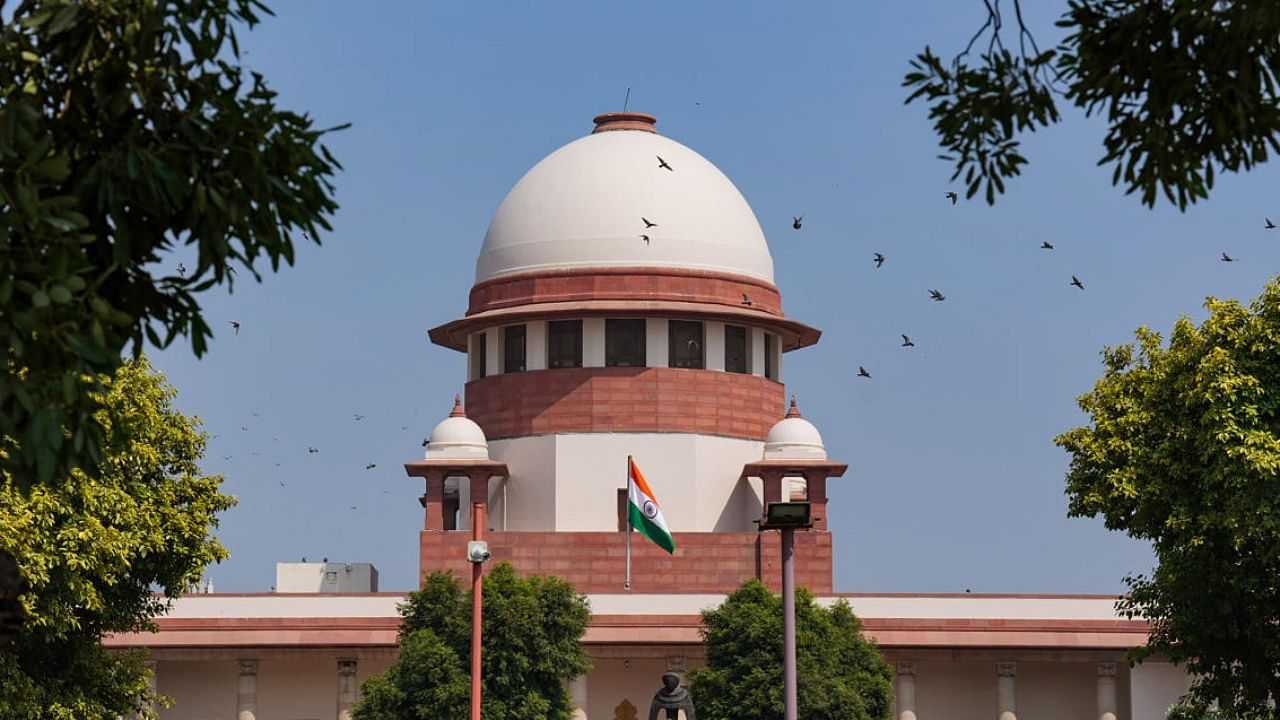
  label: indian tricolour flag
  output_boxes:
[627,457,676,554]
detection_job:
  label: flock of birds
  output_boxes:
[631,154,1272,381]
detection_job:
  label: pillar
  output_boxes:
[803,470,829,529]
[237,659,259,720]
[1097,662,1118,720]
[424,472,445,531]
[895,661,917,720]
[997,661,1017,720]
[337,659,358,720]
[568,674,588,720]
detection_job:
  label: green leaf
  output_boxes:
[31,290,50,308]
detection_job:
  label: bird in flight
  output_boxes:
[657,156,673,171]
[642,217,657,228]
[308,446,318,454]
[349,506,358,511]
[422,437,430,447]
[1266,218,1276,229]
[354,414,365,422]
[901,335,915,347]
[929,289,946,302]
[1221,252,1237,262]
[792,216,803,230]
[177,262,186,276]
[873,253,885,268]
[365,463,376,470]
[741,293,752,306]
[640,234,650,245]
[222,454,233,460]
[945,191,958,205]
[857,366,871,379]
[1071,275,1085,290]
[277,479,286,486]
[1040,241,1054,250]
[240,426,249,432]
[228,320,240,335]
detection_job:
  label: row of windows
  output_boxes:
[473,320,776,378]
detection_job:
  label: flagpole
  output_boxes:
[625,455,633,591]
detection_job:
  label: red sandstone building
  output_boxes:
[109,112,1191,720]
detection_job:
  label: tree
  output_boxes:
[0,357,236,719]
[688,579,892,720]
[0,0,344,488]
[354,564,593,720]
[904,1,1280,210]
[1056,278,1280,714]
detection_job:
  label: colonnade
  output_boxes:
[893,660,1121,720]
[232,658,359,720]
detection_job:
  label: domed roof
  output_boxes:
[476,113,774,284]
[763,397,827,460]
[425,396,489,460]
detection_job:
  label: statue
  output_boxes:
[648,672,696,720]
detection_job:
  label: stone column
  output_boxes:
[424,472,445,531]
[237,659,259,720]
[337,659,358,720]
[895,661,917,720]
[568,674,588,720]
[996,661,1017,720]
[1097,662,1118,720]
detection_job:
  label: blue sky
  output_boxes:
[152,1,1280,593]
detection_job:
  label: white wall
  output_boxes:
[1130,662,1192,720]
[550,433,764,532]
[487,435,557,531]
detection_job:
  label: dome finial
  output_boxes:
[449,394,466,418]
[786,395,802,419]
[592,112,658,134]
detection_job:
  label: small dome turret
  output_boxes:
[763,396,826,460]
[425,395,489,460]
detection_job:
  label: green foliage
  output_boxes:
[904,1,1280,210]
[689,579,892,720]
[0,357,236,718]
[354,564,593,720]
[1167,699,1278,720]
[0,0,345,488]
[1056,278,1280,712]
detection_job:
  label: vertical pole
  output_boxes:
[782,527,797,720]
[625,456,633,591]
[470,495,485,720]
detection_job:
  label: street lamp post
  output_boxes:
[759,501,813,720]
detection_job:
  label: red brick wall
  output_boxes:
[468,267,783,317]
[466,367,785,441]
[419,530,833,594]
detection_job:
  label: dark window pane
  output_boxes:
[764,333,777,380]
[476,332,488,379]
[725,325,748,374]
[606,319,646,367]
[504,325,526,373]
[668,320,704,369]
[548,320,583,369]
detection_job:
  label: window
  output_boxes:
[503,325,526,373]
[764,333,778,380]
[617,488,628,531]
[473,332,487,379]
[725,325,748,374]
[668,320,704,369]
[547,320,583,368]
[606,319,646,367]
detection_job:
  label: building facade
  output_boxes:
[109,112,1191,720]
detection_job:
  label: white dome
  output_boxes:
[764,399,826,460]
[476,119,774,284]
[425,398,489,460]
